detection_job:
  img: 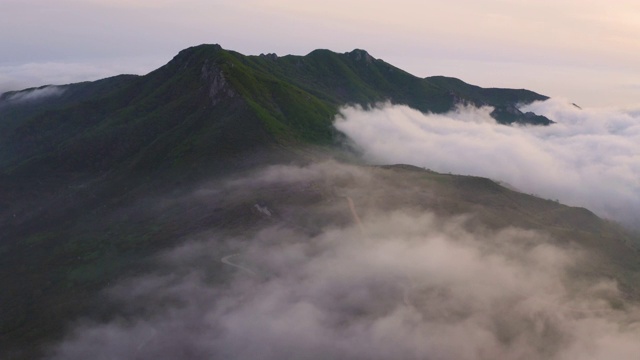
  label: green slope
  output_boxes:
[1,44,602,359]
[1,44,552,179]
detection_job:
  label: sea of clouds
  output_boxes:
[47,162,640,360]
[334,100,640,228]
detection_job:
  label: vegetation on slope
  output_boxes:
[1,44,552,178]
[0,44,593,359]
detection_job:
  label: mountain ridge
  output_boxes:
[7,44,630,360]
[1,44,552,178]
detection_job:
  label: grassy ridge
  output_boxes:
[1,44,551,178]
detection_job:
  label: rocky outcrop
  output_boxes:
[349,49,374,64]
[490,104,554,125]
[201,62,236,106]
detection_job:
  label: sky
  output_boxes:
[2,0,640,107]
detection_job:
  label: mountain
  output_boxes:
[1,45,636,359]
[0,45,552,178]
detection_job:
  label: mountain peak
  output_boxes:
[174,43,225,58]
[259,52,278,61]
[182,43,224,53]
[168,43,226,66]
[348,48,374,63]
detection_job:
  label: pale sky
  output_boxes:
[2,0,640,107]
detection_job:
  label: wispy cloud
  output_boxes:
[0,58,161,93]
[4,85,66,103]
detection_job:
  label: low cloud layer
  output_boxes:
[4,85,65,103]
[334,100,640,227]
[48,163,640,360]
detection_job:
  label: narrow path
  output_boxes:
[344,195,415,307]
[221,254,257,276]
[345,196,366,236]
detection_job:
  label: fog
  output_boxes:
[48,162,640,360]
[334,100,640,227]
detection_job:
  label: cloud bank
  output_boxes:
[334,100,640,227]
[47,163,640,360]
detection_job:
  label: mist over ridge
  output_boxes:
[48,162,640,360]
